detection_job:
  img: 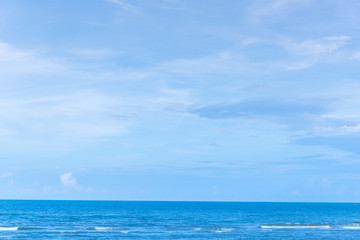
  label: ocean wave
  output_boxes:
[58,229,129,234]
[94,227,118,230]
[212,228,235,233]
[343,226,360,229]
[261,224,331,229]
[0,227,19,231]
[92,227,127,231]
[192,227,235,233]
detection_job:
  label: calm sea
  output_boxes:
[1,200,360,239]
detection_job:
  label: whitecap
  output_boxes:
[120,230,129,234]
[261,225,330,229]
[343,226,360,229]
[0,227,19,231]
[94,227,117,231]
[211,228,235,233]
[193,228,202,231]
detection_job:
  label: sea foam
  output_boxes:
[261,225,330,229]
[0,227,19,231]
[343,226,360,229]
[93,227,128,232]
[94,227,117,230]
[210,228,235,233]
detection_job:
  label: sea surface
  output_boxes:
[1,200,360,239]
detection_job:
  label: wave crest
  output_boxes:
[0,227,19,231]
[343,226,360,229]
[261,223,331,229]
[211,228,235,233]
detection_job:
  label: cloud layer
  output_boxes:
[1,0,360,201]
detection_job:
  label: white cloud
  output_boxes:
[275,36,351,70]
[0,90,132,144]
[104,0,137,13]
[60,172,78,187]
[316,124,360,136]
[284,36,350,56]
[249,0,308,22]
[0,172,13,179]
[280,60,314,70]
[0,41,146,145]
[0,42,28,61]
[156,0,188,11]
[0,41,65,75]
[340,124,360,133]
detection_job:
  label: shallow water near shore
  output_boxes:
[1,200,360,239]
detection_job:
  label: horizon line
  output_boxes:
[1,199,359,204]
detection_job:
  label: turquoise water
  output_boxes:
[1,200,360,239]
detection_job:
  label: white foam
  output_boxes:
[193,228,202,231]
[94,227,117,231]
[120,230,129,234]
[343,226,360,229]
[211,228,235,233]
[261,225,330,229]
[59,230,79,233]
[0,227,18,231]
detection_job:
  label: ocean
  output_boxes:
[1,200,360,239]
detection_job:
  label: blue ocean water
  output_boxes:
[1,201,360,239]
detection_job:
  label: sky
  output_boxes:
[1,0,360,202]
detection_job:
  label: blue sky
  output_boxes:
[1,0,360,201]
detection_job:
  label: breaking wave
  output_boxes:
[0,227,19,231]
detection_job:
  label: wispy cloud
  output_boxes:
[156,0,190,11]
[283,36,350,56]
[0,41,65,75]
[0,91,132,141]
[0,42,28,60]
[322,124,360,135]
[0,172,13,179]
[276,36,351,70]
[249,0,308,22]
[104,0,138,13]
[280,60,315,71]
[0,41,140,150]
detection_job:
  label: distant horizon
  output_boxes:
[1,199,360,204]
